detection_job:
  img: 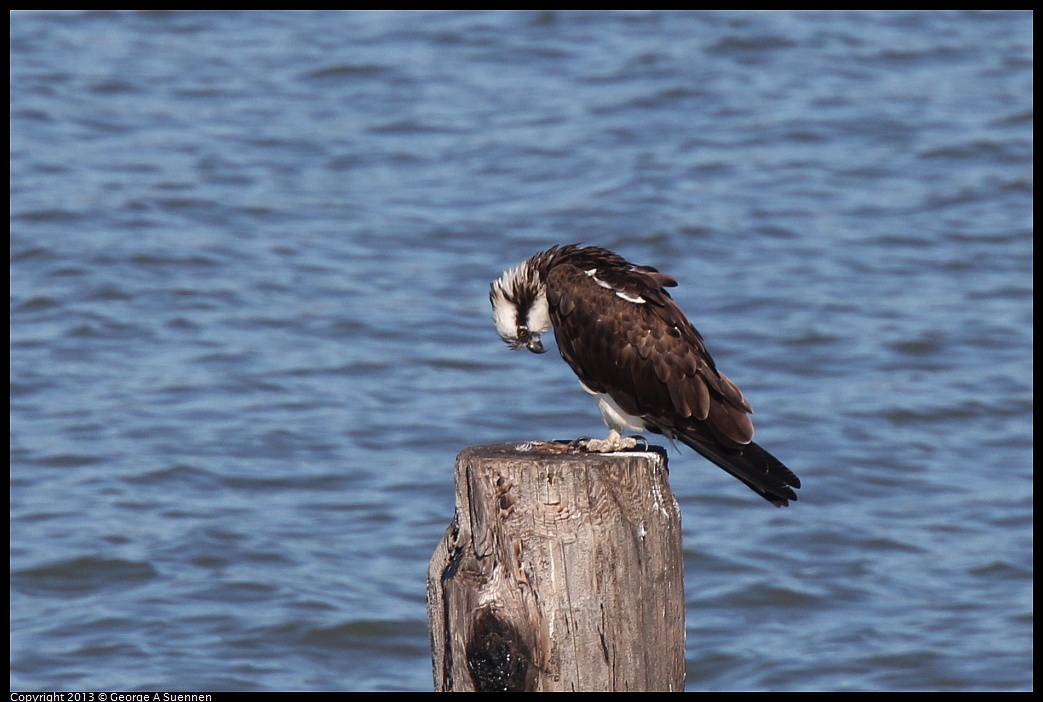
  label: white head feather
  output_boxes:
[490,258,551,353]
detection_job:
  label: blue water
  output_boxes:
[10,10,1032,691]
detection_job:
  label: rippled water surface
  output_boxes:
[10,10,1032,691]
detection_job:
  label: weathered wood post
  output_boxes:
[427,442,685,692]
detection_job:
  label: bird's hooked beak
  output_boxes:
[526,334,547,354]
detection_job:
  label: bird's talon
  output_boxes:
[576,433,638,453]
[569,436,595,450]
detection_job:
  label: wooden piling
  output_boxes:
[427,442,685,692]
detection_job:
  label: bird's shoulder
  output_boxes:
[543,254,699,356]
[542,245,669,294]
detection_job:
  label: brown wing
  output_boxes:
[545,263,753,444]
[545,259,799,506]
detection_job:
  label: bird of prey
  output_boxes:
[490,244,800,506]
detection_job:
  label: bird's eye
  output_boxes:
[517,328,529,339]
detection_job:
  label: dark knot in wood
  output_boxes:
[466,608,534,692]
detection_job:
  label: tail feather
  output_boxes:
[677,432,800,507]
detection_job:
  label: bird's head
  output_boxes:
[490,259,552,354]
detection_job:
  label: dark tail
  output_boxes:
[677,432,801,507]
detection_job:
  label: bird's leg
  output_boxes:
[577,429,638,453]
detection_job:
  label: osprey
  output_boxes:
[490,244,800,507]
